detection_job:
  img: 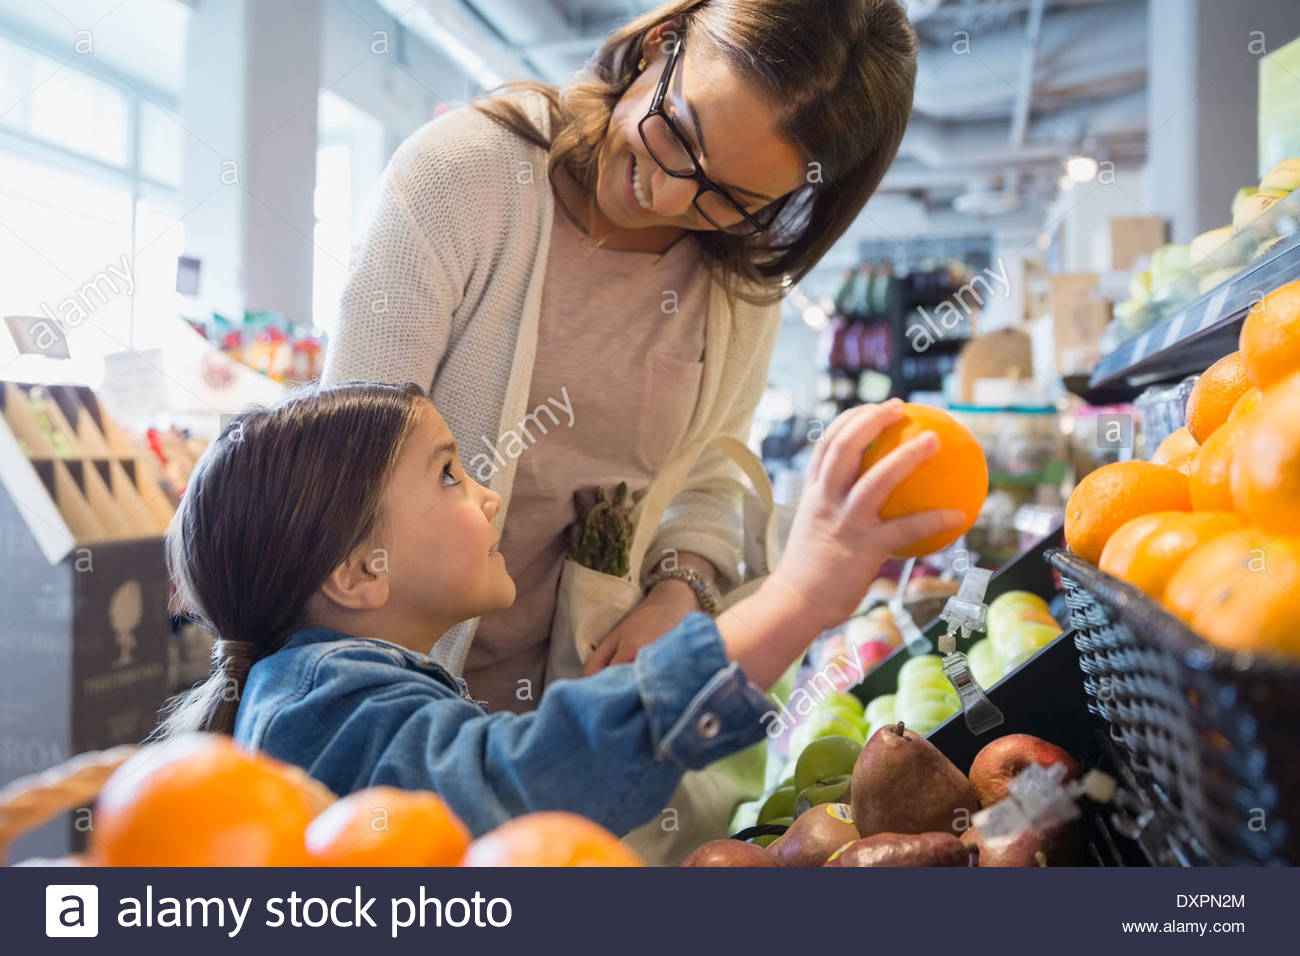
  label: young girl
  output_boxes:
[162,382,961,837]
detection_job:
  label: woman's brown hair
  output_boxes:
[475,0,917,303]
[157,381,427,737]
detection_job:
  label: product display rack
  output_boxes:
[1087,233,1300,400]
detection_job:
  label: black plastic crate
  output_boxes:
[1047,548,1300,866]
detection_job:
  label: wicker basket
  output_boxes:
[0,746,138,864]
[1047,548,1300,865]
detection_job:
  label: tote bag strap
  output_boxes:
[626,433,782,586]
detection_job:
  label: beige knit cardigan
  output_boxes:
[323,93,783,676]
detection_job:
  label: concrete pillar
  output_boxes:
[1148,0,1300,243]
[179,0,322,323]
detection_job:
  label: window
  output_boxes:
[312,90,386,337]
[0,29,183,385]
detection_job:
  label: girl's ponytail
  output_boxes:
[157,639,258,737]
[155,382,427,739]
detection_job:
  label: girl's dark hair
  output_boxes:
[474,0,917,304]
[157,381,427,738]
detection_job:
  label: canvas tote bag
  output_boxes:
[546,433,787,864]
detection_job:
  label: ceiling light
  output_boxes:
[1066,155,1099,183]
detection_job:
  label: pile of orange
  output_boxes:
[1066,279,1300,660]
[85,733,639,867]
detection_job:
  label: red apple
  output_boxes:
[968,734,1080,808]
[856,640,893,675]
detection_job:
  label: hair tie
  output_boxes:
[216,639,258,681]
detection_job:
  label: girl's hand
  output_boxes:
[770,399,966,634]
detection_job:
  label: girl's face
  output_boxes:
[594,24,807,235]
[379,404,516,627]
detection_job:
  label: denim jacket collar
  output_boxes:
[279,626,474,699]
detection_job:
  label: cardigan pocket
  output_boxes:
[636,350,703,473]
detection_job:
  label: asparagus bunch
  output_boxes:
[567,481,646,577]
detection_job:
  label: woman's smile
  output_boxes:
[626,153,658,218]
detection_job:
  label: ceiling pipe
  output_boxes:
[911,3,1145,119]
[373,0,539,88]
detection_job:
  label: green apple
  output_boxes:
[897,695,959,734]
[818,690,866,719]
[794,775,851,815]
[790,710,866,753]
[986,591,1055,642]
[757,785,797,825]
[967,638,1002,689]
[897,654,945,690]
[996,621,1062,670]
[863,694,896,728]
[895,684,959,715]
[794,735,863,794]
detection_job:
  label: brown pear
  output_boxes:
[851,721,980,838]
[679,839,779,867]
[824,831,972,867]
[767,803,860,866]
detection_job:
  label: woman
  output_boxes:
[323,0,917,713]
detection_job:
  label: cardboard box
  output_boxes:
[0,382,173,859]
[1110,217,1167,270]
[1048,274,1112,377]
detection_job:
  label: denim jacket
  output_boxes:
[233,612,772,837]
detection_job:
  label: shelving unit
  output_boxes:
[1086,234,1300,400]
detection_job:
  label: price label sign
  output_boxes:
[98,349,170,427]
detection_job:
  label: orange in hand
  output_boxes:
[1185,351,1251,443]
[461,812,642,867]
[1065,461,1192,565]
[857,404,988,558]
[90,734,327,866]
[305,786,470,866]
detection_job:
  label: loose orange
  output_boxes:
[1164,528,1300,658]
[305,787,470,866]
[1065,461,1192,564]
[1098,510,1243,597]
[1231,371,1300,534]
[858,404,988,557]
[90,734,325,866]
[1240,279,1300,388]
[1185,352,1251,443]
[1188,415,1250,511]
[1227,388,1262,421]
[460,812,642,867]
[1149,426,1198,475]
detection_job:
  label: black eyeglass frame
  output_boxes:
[636,33,788,236]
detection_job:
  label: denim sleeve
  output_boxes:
[257,613,773,837]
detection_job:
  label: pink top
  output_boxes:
[462,199,712,712]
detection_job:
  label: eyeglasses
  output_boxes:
[637,34,786,236]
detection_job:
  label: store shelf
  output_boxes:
[1086,233,1300,399]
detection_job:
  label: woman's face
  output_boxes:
[595,25,807,235]
[379,404,516,628]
